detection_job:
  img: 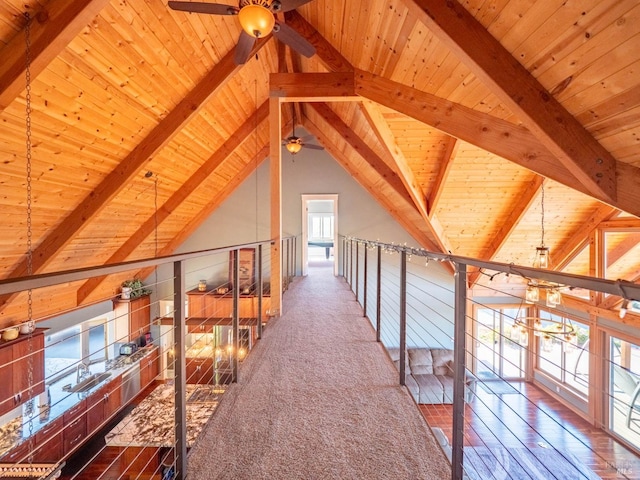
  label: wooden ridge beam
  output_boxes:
[407,0,617,204]
[76,101,270,304]
[354,69,640,218]
[0,39,267,312]
[0,0,111,113]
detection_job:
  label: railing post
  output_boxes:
[257,244,263,340]
[349,239,353,289]
[399,250,407,387]
[363,245,368,318]
[376,245,381,343]
[173,261,187,480]
[293,236,297,277]
[452,262,467,480]
[355,241,360,302]
[232,249,239,383]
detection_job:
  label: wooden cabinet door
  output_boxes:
[129,296,151,340]
[105,376,122,418]
[86,386,106,434]
[34,417,64,462]
[63,399,87,456]
[141,348,159,388]
[0,346,14,416]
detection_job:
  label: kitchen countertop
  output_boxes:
[0,345,157,458]
[105,383,224,448]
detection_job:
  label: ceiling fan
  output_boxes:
[168,0,316,65]
[283,105,323,155]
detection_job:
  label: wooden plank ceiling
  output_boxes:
[0,0,639,326]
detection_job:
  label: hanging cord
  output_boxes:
[540,179,545,247]
[24,10,36,465]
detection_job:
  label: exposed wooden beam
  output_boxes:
[406,0,617,204]
[354,69,640,218]
[427,136,458,216]
[270,72,356,101]
[76,101,270,304]
[0,40,267,312]
[553,206,619,271]
[360,100,453,257]
[599,219,640,230]
[303,114,442,253]
[468,176,544,287]
[562,295,640,330]
[309,102,416,208]
[0,0,111,113]
[607,233,640,269]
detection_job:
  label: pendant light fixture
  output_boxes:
[533,180,550,269]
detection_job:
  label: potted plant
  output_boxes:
[121,279,152,299]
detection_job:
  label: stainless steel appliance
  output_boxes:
[121,362,141,404]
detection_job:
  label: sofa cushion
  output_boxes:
[431,349,454,376]
[408,348,433,375]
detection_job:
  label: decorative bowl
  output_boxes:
[2,327,19,341]
[19,321,35,335]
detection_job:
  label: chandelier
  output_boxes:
[511,316,577,351]
[525,180,563,307]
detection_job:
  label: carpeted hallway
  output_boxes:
[187,265,450,479]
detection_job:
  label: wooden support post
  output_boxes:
[270,97,282,317]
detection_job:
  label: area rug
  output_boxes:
[463,446,601,480]
[478,380,521,395]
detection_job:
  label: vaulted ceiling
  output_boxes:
[1,0,639,326]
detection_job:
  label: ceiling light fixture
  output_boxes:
[285,140,302,155]
[238,1,275,38]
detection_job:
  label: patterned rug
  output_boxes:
[464,446,601,480]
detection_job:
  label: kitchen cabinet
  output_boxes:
[0,330,45,417]
[0,438,30,464]
[87,373,124,434]
[34,416,64,462]
[113,295,151,342]
[186,290,270,319]
[140,348,159,388]
[63,399,87,456]
[185,357,213,384]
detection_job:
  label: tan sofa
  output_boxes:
[387,347,476,404]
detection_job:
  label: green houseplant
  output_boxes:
[121,279,151,299]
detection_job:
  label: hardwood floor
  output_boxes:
[420,382,640,479]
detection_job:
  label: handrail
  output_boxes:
[345,236,640,301]
[0,239,274,295]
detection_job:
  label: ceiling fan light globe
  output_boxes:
[238,4,275,38]
[286,141,302,154]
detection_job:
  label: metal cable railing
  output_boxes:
[0,237,299,480]
[341,235,640,480]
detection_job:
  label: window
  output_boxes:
[475,307,526,380]
[537,310,589,396]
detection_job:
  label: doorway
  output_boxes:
[301,194,338,276]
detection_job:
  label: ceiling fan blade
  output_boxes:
[276,0,314,12]
[273,22,315,58]
[168,1,237,15]
[234,31,256,65]
[304,144,324,150]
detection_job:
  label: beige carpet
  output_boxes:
[187,266,450,479]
